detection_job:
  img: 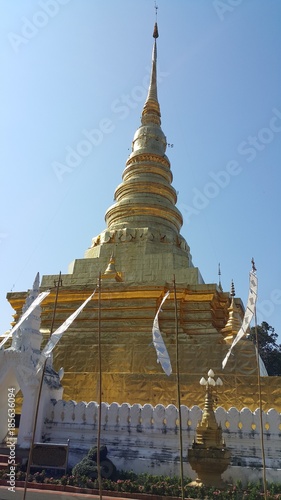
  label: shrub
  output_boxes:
[60,475,68,486]
[15,470,26,481]
[87,445,108,462]
[72,458,97,480]
[33,470,46,483]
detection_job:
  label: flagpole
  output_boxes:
[96,271,103,500]
[22,272,62,500]
[254,311,267,499]
[252,261,267,499]
[173,275,184,500]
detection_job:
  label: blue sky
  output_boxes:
[1,0,281,340]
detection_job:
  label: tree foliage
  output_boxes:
[249,321,281,376]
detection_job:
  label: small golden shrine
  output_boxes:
[188,370,231,488]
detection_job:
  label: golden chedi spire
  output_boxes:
[221,280,243,343]
[85,20,194,285]
[104,23,183,236]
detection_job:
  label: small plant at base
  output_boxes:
[72,458,98,480]
[60,475,68,486]
[33,470,46,483]
[15,470,26,481]
[67,475,75,486]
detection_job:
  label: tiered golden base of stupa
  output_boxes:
[7,272,281,411]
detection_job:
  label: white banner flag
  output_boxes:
[0,290,50,349]
[41,289,96,358]
[222,271,258,369]
[152,291,172,376]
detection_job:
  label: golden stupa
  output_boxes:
[7,23,280,411]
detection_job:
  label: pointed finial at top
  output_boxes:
[218,263,222,290]
[153,22,159,38]
[251,258,257,273]
[141,17,161,124]
[230,279,235,297]
[153,2,159,38]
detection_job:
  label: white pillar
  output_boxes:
[17,384,39,448]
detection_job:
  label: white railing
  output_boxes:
[43,400,281,475]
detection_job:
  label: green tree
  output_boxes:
[249,322,281,376]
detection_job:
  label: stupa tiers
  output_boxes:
[7,24,281,411]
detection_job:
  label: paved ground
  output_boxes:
[1,486,134,500]
[0,486,199,500]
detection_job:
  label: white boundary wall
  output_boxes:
[43,400,281,484]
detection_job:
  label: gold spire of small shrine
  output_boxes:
[102,254,123,282]
[221,280,242,343]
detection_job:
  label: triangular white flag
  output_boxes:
[0,290,50,349]
[222,271,258,369]
[41,289,96,360]
[152,291,172,376]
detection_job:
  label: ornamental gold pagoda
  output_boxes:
[7,23,281,412]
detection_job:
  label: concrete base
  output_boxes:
[222,465,281,486]
[188,478,228,489]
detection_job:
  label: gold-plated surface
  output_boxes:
[7,285,280,411]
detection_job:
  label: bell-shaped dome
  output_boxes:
[131,123,167,156]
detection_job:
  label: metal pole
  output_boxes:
[251,259,267,499]
[254,310,267,500]
[173,275,184,500]
[96,272,103,500]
